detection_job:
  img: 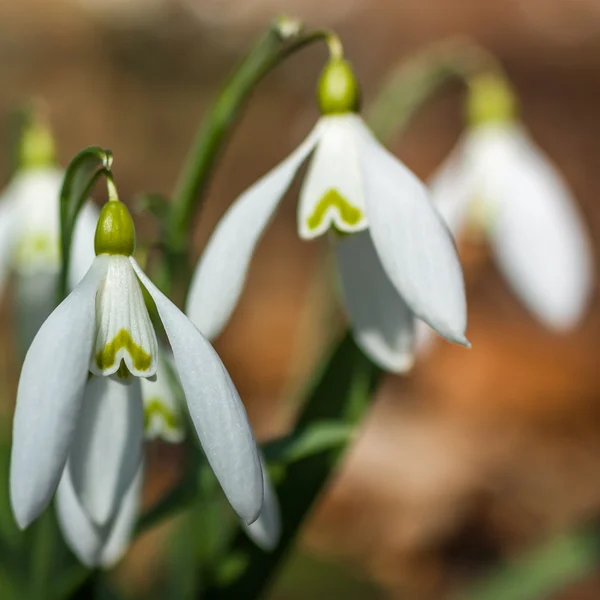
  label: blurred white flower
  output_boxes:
[186,59,469,374]
[0,168,98,349]
[425,122,594,335]
[10,196,263,541]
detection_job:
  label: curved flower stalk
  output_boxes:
[186,46,469,374]
[0,123,98,349]
[419,74,594,347]
[10,176,263,547]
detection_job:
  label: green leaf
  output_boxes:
[457,528,600,600]
[58,147,112,300]
[203,333,381,600]
[263,421,354,465]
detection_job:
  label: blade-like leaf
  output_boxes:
[58,146,112,299]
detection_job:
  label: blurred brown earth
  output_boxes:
[1,0,600,598]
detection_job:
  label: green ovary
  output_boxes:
[144,398,179,431]
[306,189,363,232]
[96,328,152,372]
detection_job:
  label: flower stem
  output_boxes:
[163,19,342,280]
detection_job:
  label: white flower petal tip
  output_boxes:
[10,256,108,529]
[131,259,264,524]
[56,462,143,568]
[299,115,369,240]
[244,463,281,551]
[333,231,417,375]
[69,377,144,526]
[91,255,158,378]
[356,121,468,345]
[186,124,322,340]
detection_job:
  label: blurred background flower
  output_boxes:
[0,0,599,599]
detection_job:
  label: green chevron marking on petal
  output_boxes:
[306,188,363,232]
[96,328,152,372]
[144,398,180,431]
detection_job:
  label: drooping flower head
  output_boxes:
[10,175,263,546]
[424,73,594,336]
[186,44,469,373]
[0,118,98,350]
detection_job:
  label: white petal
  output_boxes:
[56,461,143,568]
[356,118,469,345]
[11,169,62,275]
[333,231,415,373]
[186,123,322,340]
[91,255,158,378]
[298,115,368,239]
[99,461,143,568]
[13,272,57,354]
[69,377,144,526]
[10,255,108,529]
[132,258,263,524]
[141,349,185,443]
[0,191,18,295]
[243,457,280,551]
[428,139,474,235]
[69,201,100,290]
[484,126,594,330]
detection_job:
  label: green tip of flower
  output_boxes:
[467,73,517,127]
[19,118,57,170]
[317,58,361,115]
[94,200,136,256]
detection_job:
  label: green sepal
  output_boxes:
[58,146,112,300]
[317,58,361,115]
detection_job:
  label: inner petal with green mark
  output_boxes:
[143,398,185,443]
[13,232,60,272]
[305,188,365,235]
[90,255,158,378]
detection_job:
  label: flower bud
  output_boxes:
[317,59,361,115]
[94,201,136,256]
[467,73,517,127]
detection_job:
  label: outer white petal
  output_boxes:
[186,123,323,340]
[99,462,143,568]
[243,457,281,551]
[132,258,263,524]
[11,169,62,275]
[56,461,143,568]
[428,139,474,236]
[483,126,594,330]
[14,272,58,354]
[298,115,369,239]
[355,118,469,345]
[141,349,185,443]
[68,377,144,526]
[0,191,18,296]
[10,255,109,529]
[333,231,415,373]
[69,201,100,289]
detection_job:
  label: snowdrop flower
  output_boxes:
[0,121,98,350]
[425,74,593,335]
[10,178,263,540]
[187,53,469,373]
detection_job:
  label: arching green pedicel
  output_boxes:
[306,189,363,232]
[94,201,136,256]
[96,328,152,372]
[317,59,361,115]
[144,398,180,431]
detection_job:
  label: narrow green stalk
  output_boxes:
[367,36,504,140]
[164,19,339,270]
